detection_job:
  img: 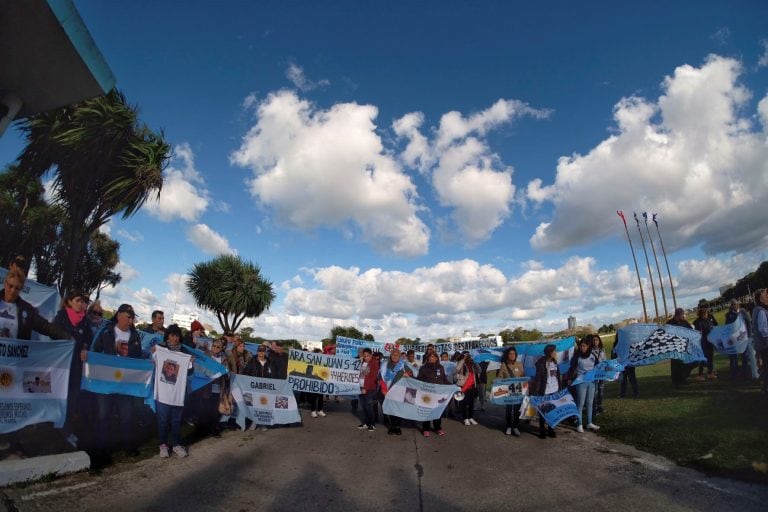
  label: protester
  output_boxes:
[667,307,693,387]
[591,334,607,415]
[357,348,379,431]
[455,353,480,426]
[183,320,206,349]
[243,344,273,432]
[372,351,384,426]
[144,310,166,335]
[417,352,448,437]
[751,288,768,393]
[567,337,600,433]
[405,349,420,370]
[379,348,409,435]
[269,341,288,379]
[86,300,105,330]
[532,344,561,439]
[477,361,489,411]
[1,268,68,340]
[90,303,143,459]
[199,338,227,438]
[693,304,718,381]
[725,299,755,381]
[227,336,252,374]
[497,347,524,436]
[440,351,450,362]
[153,324,193,458]
[306,348,327,418]
[52,290,92,445]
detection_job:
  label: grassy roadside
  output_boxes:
[596,332,768,484]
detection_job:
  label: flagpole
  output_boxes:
[643,212,668,320]
[617,211,648,323]
[652,213,677,310]
[634,212,659,323]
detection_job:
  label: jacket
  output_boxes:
[497,360,524,379]
[752,303,768,351]
[693,315,718,343]
[9,297,69,340]
[416,362,449,385]
[269,351,288,379]
[243,356,273,378]
[532,356,561,396]
[53,309,92,353]
[92,322,143,358]
[454,359,480,391]
[360,358,380,394]
[227,349,252,374]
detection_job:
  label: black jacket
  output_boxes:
[269,351,288,379]
[10,297,69,340]
[92,322,143,358]
[53,309,93,353]
[243,357,273,378]
[416,362,449,385]
[532,356,562,396]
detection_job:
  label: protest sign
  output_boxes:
[0,339,73,433]
[489,377,530,405]
[231,375,301,428]
[529,388,578,428]
[335,336,399,357]
[571,359,624,385]
[708,317,751,355]
[287,348,361,395]
[615,323,706,366]
[382,376,458,421]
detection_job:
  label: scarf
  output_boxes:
[66,307,86,327]
[380,358,405,388]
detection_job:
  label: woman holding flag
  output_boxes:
[379,348,410,435]
[566,337,600,433]
[417,352,449,437]
[532,344,561,439]
[497,347,524,436]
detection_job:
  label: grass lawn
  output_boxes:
[596,331,768,484]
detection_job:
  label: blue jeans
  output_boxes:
[359,392,375,426]
[157,402,184,447]
[575,382,596,426]
[97,394,136,451]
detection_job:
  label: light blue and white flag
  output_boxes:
[287,348,362,395]
[335,336,400,357]
[139,331,164,358]
[615,323,706,367]
[81,351,153,398]
[0,268,59,339]
[0,339,73,433]
[489,377,530,406]
[231,375,300,429]
[400,338,500,357]
[529,388,578,428]
[382,376,459,421]
[709,317,751,355]
[183,346,228,392]
[517,337,577,377]
[571,359,625,385]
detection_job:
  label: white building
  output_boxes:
[303,340,323,351]
[171,313,198,331]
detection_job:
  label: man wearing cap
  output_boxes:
[90,303,143,459]
[725,299,755,380]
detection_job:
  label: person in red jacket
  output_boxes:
[357,348,380,432]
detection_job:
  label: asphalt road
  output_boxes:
[4,400,767,512]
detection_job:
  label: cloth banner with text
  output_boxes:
[382,376,459,421]
[231,375,301,428]
[287,348,362,395]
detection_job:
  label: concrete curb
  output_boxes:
[0,451,90,487]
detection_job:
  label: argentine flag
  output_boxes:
[81,352,153,398]
[183,345,228,392]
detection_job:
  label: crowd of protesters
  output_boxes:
[2,261,767,465]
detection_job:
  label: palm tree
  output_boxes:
[187,255,275,333]
[15,89,170,297]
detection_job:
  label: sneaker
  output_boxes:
[311,411,318,418]
[66,433,79,448]
[587,423,600,431]
[436,429,445,436]
[159,444,169,458]
[317,411,326,417]
[260,426,268,432]
[468,418,478,425]
[576,425,584,433]
[357,424,367,430]
[367,425,375,432]
[512,428,521,437]
[172,445,188,458]
[422,430,431,437]
[463,419,471,426]
[505,427,512,436]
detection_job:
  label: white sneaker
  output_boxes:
[464,419,471,426]
[468,418,478,425]
[317,410,326,417]
[172,445,188,458]
[311,411,318,418]
[159,444,169,458]
[512,428,521,437]
[576,425,584,433]
[505,427,512,435]
[587,423,600,431]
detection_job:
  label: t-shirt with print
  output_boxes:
[0,301,18,339]
[545,361,559,394]
[154,345,192,406]
[114,326,131,357]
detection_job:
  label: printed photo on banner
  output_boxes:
[23,372,52,393]
[529,388,579,428]
[382,377,458,421]
[490,377,530,405]
[231,375,301,428]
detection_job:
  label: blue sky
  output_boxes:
[2,0,767,340]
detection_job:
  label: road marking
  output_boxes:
[20,481,97,501]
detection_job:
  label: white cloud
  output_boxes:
[98,220,112,236]
[116,229,144,243]
[115,261,139,282]
[144,143,209,222]
[758,39,768,68]
[134,287,158,305]
[231,90,430,257]
[528,55,768,256]
[394,99,551,245]
[214,201,231,213]
[185,223,236,256]
[286,63,330,92]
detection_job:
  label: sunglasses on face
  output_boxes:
[92,311,103,316]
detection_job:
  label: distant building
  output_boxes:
[171,313,198,331]
[567,316,576,331]
[304,340,323,351]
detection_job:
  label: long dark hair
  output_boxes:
[577,336,592,358]
[501,346,518,365]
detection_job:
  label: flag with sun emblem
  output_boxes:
[231,375,301,428]
[82,351,153,397]
[0,339,73,433]
[382,376,459,421]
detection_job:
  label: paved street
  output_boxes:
[4,400,767,512]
